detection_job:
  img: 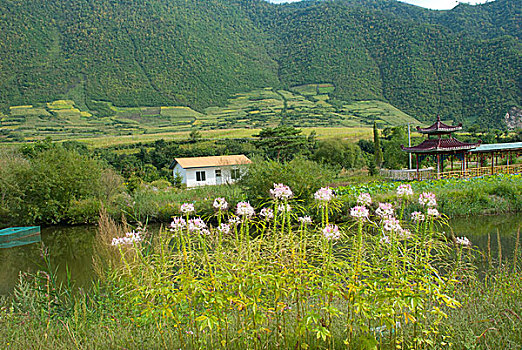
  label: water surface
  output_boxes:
[1,215,520,295]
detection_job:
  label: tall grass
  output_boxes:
[1,184,521,349]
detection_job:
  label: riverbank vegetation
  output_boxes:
[1,185,521,349]
[1,131,521,226]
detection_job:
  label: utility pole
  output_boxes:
[408,122,412,170]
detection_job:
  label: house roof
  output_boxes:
[170,155,252,169]
[417,116,463,135]
[401,138,481,153]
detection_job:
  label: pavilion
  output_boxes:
[400,116,522,180]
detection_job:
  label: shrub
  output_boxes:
[239,157,337,205]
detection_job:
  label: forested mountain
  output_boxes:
[0,0,520,127]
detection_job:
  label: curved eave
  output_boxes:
[401,139,481,154]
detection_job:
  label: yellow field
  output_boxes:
[78,127,374,148]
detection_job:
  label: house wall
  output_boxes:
[173,165,248,188]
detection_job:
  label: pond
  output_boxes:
[1,214,520,295]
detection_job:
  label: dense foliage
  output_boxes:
[0,0,519,128]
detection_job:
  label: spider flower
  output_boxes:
[298,216,313,225]
[375,202,394,218]
[427,208,440,217]
[383,217,402,232]
[217,223,231,235]
[350,206,369,221]
[314,187,334,202]
[397,184,413,197]
[419,192,437,207]
[322,224,341,240]
[180,203,195,214]
[357,193,372,206]
[411,211,425,223]
[111,230,143,246]
[170,217,186,231]
[236,201,255,218]
[270,183,293,200]
[260,208,274,220]
[455,236,471,247]
[213,197,228,211]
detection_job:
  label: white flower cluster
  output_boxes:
[314,187,334,202]
[375,202,394,218]
[170,217,187,231]
[455,236,471,247]
[427,208,440,217]
[180,203,195,214]
[357,193,372,206]
[418,192,437,207]
[188,218,209,234]
[397,184,413,197]
[350,206,369,220]
[217,223,231,235]
[260,208,274,220]
[236,201,255,218]
[270,183,293,200]
[322,224,341,240]
[298,216,313,225]
[383,217,402,232]
[278,203,292,213]
[410,211,425,222]
[111,230,143,246]
[213,197,228,211]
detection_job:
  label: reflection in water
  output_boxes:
[0,225,96,295]
[1,215,520,295]
[449,214,521,260]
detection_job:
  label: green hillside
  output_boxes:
[0,86,421,142]
[0,0,520,129]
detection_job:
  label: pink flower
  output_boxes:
[350,206,369,220]
[314,187,334,202]
[322,224,341,240]
[188,218,207,233]
[376,202,394,218]
[180,203,195,214]
[411,211,425,222]
[298,216,313,225]
[169,217,186,231]
[236,201,255,218]
[419,192,437,207]
[260,208,274,220]
[397,184,413,197]
[357,193,372,206]
[213,197,228,211]
[270,183,293,200]
[383,217,401,232]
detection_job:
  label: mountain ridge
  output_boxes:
[0,0,520,127]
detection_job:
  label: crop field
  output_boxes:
[0,83,420,144]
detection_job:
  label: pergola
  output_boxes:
[401,116,481,178]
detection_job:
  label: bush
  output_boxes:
[239,157,337,205]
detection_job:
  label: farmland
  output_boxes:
[0,84,421,145]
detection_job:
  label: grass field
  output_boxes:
[0,83,421,144]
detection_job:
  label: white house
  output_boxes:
[169,155,252,188]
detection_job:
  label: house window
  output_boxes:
[196,171,206,182]
[215,169,222,177]
[231,168,241,180]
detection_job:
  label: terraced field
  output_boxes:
[0,83,421,143]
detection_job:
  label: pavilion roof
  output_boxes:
[417,116,462,135]
[401,138,481,153]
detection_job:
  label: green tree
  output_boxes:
[313,138,364,170]
[373,122,383,167]
[253,126,311,162]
